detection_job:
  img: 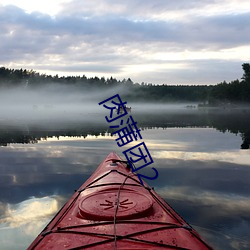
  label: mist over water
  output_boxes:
[0,84,198,126]
[0,85,100,122]
[0,84,250,151]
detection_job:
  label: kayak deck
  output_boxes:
[28,152,213,249]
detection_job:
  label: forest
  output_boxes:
[0,63,250,104]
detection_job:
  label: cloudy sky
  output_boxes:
[0,0,250,85]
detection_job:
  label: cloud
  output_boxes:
[58,0,245,19]
[9,6,248,49]
[0,1,250,84]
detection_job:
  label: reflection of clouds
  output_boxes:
[45,148,65,158]
[4,139,118,177]
[145,127,243,152]
[152,150,250,166]
[12,175,17,183]
[42,134,114,142]
[0,138,121,202]
[157,186,250,249]
[0,196,61,250]
[157,186,250,216]
[0,202,7,218]
[194,223,250,250]
[146,142,186,150]
[0,196,59,230]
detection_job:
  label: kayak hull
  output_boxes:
[28,152,213,249]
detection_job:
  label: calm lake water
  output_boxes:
[0,104,250,249]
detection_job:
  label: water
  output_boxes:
[0,105,250,249]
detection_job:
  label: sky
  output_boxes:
[0,0,250,85]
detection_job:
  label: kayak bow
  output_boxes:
[28,152,213,249]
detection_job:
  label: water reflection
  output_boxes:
[1,196,59,228]
[0,107,250,149]
[0,108,250,249]
[0,196,62,250]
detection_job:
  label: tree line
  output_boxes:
[0,63,249,104]
[208,63,250,105]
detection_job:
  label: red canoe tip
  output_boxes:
[27,152,213,250]
[105,152,123,161]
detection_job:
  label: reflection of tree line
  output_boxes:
[0,110,249,149]
[139,110,250,149]
[0,123,110,147]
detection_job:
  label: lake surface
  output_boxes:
[0,104,250,249]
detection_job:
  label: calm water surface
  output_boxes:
[0,106,250,249]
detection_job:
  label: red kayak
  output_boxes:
[28,152,213,249]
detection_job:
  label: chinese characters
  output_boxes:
[99,94,158,185]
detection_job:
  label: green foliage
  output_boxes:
[0,63,250,104]
[242,63,250,82]
[208,63,250,104]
